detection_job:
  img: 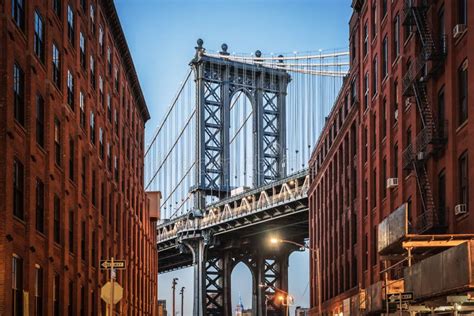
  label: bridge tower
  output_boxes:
[184,39,292,316]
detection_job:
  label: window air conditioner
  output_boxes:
[454,204,467,216]
[386,178,399,189]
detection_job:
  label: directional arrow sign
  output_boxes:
[100,259,126,270]
[388,292,414,302]
[101,281,123,305]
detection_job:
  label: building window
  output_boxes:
[68,280,74,315]
[53,0,61,19]
[107,94,112,121]
[36,94,45,147]
[81,221,86,260]
[80,32,86,69]
[34,11,45,63]
[90,4,95,33]
[382,35,388,78]
[459,60,468,125]
[35,178,45,233]
[12,254,23,315]
[382,0,387,18]
[393,80,399,124]
[54,118,61,166]
[53,274,60,316]
[438,170,446,224]
[382,157,387,198]
[394,14,400,58]
[13,63,25,126]
[67,5,74,45]
[406,126,412,149]
[438,87,445,134]
[371,168,377,209]
[90,111,95,144]
[371,2,377,39]
[92,170,97,206]
[69,138,75,181]
[371,112,377,152]
[393,144,399,178]
[67,70,74,109]
[363,21,368,57]
[69,210,74,253]
[363,179,368,216]
[90,55,96,87]
[80,0,86,11]
[54,195,60,244]
[459,151,469,207]
[99,128,104,159]
[13,158,24,220]
[107,47,112,75]
[34,265,44,316]
[363,233,368,270]
[107,143,112,171]
[81,155,86,194]
[99,76,104,105]
[52,43,61,89]
[99,25,104,54]
[382,97,387,138]
[364,72,369,108]
[372,56,378,96]
[11,0,25,31]
[458,0,467,25]
[114,67,119,91]
[80,91,86,128]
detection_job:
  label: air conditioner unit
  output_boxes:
[454,204,467,216]
[386,178,399,189]
[417,152,427,161]
[453,24,467,39]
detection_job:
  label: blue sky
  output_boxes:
[114,0,352,313]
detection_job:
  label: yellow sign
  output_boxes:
[101,281,123,305]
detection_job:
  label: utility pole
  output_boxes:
[180,286,185,316]
[172,278,179,316]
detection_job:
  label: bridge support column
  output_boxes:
[183,238,207,316]
[256,251,291,316]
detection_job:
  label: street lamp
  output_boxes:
[269,237,322,315]
[172,278,179,316]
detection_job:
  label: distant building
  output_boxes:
[295,306,310,316]
[158,300,168,316]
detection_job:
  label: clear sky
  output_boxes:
[114,0,352,314]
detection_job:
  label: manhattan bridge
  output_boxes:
[144,39,349,315]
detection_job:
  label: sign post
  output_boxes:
[100,257,126,315]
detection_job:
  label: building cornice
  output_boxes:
[100,0,151,123]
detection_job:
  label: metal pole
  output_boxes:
[172,278,179,316]
[180,287,185,316]
[110,257,115,316]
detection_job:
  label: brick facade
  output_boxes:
[309,0,473,314]
[0,0,158,315]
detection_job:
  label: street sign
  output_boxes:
[100,259,126,270]
[388,292,414,302]
[101,281,123,304]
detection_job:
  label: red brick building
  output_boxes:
[0,0,159,315]
[309,0,472,314]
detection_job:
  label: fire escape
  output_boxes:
[401,0,447,234]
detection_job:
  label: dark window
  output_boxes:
[67,70,74,109]
[90,56,95,87]
[80,92,86,128]
[382,0,387,18]
[372,56,378,96]
[406,127,412,149]
[53,274,60,316]
[363,126,368,162]
[364,72,369,108]
[363,21,368,57]
[36,94,45,147]
[458,0,467,25]
[382,35,388,78]
[13,158,24,220]
[363,233,368,270]
[35,178,45,233]
[107,47,112,75]
[69,210,74,253]
[382,97,387,138]
[34,11,45,63]
[459,151,469,207]
[34,265,44,316]
[90,4,95,34]
[54,118,61,166]
[69,138,75,181]
[371,112,376,152]
[54,195,60,244]
[438,170,446,225]
[107,94,112,120]
[52,44,61,89]
[80,0,86,11]
[11,0,25,31]
[459,60,468,125]
[99,128,104,158]
[438,87,445,135]
[382,157,387,198]
[81,155,86,194]
[371,168,377,209]
[52,0,61,17]
[393,80,399,124]
[12,255,23,315]
[92,170,97,206]
[80,32,86,69]
[394,15,400,58]
[393,144,399,178]
[438,8,446,55]
[67,5,74,45]
[81,221,86,260]
[371,2,377,39]
[80,286,85,315]
[363,179,368,216]
[92,231,97,267]
[68,281,74,315]
[13,63,25,125]
[90,111,95,144]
